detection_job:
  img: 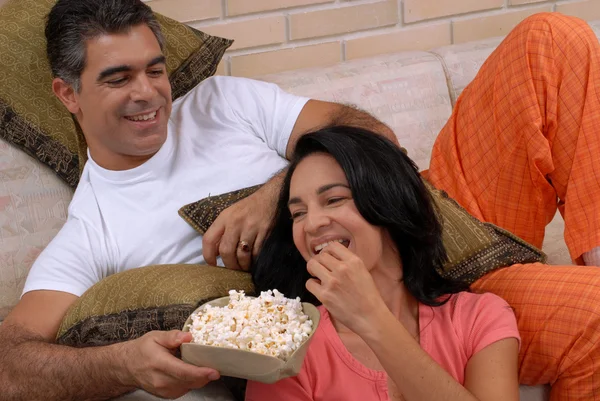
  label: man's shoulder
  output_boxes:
[175,76,275,106]
[67,171,102,223]
[196,75,264,91]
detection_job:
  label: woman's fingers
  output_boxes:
[307,258,332,279]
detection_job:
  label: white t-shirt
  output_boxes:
[23,76,309,298]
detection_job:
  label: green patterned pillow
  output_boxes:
[0,0,232,187]
[179,182,546,284]
[57,264,254,347]
[422,181,546,282]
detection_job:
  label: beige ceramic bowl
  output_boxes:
[180,296,320,384]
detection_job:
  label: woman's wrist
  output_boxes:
[357,305,395,341]
[359,307,415,351]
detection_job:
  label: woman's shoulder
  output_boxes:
[437,291,513,317]
[429,291,519,356]
[426,291,517,342]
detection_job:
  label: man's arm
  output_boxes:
[0,290,132,400]
[285,100,399,158]
[0,291,219,400]
[203,99,398,270]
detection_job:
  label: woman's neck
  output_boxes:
[372,265,418,320]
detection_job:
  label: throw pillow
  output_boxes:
[178,183,546,284]
[178,185,262,235]
[56,264,254,347]
[0,0,232,188]
[423,181,546,282]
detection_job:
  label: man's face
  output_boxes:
[69,24,172,170]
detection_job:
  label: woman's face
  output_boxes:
[288,153,386,270]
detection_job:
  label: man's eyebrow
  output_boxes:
[147,55,166,67]
[97,65,131,82]
[287,183,349,207]
[96,55,166,82]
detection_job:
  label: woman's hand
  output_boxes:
[305,241,389,335]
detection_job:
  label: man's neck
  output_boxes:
[88,149,157,171]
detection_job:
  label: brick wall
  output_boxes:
[145,0,600,77]
[1,0,596,76]
[144,0,600,77]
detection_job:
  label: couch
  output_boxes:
[2,19,599,401]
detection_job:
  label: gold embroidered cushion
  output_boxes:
[179,182,546,284]
[56,264,254,347]
[422,181,546,282]
[0,0,232,187]
[178,185,263,235]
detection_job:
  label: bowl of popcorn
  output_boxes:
[180,289,320,384]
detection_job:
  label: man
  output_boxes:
[0,0,396,400]
[0,0,599,400]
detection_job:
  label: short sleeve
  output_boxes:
[458,292,521,357]
[210,76,310,157]
[22,215,107,298]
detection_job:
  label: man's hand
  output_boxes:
[202,176,281,270]
[0,291,219,400]
[124,330,220,399]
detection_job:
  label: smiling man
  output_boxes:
[54,27,172,171]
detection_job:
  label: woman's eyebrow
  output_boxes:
[287,183,349,207]
[288,197,302,207]
[316,183,349,195]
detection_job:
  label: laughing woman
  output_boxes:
[248,126,520,401]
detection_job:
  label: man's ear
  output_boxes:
[52,77,80,114]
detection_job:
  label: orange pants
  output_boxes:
[427,13,600,401]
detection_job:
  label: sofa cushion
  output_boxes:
[114,383,236,401]
[0,0,232,188]
[430,23,600,107]
[56,264,254,346]
[425,181,546,281]
[430,38,502,106]
[0,138,73,321]
[256,51,454,172]
[178,185,262,235]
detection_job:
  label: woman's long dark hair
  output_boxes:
[252,126,468,306]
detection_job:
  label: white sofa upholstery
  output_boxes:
[2,21,599,401]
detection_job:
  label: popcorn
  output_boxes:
[188,290,313,361]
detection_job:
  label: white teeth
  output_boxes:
[127,111,157,121]
[314,239,345,253]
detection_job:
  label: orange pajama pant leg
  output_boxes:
[426,13,600,400]
[471,264,600,400]
[428,12,600,261]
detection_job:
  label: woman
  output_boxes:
[248,126,520,401]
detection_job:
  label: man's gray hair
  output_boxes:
[45,0,165,92]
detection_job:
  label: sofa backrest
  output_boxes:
[0,137,74,319]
